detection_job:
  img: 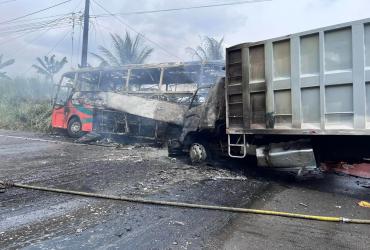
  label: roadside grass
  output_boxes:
[0,99,52,132]
[0,77,54,133]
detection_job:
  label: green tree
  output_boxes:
[32,55,68,83]
[91,31,154,66]
[0,54,15,80]
[186,36,225,61]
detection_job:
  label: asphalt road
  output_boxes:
[0,129,369,249]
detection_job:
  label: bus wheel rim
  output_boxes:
[71,122,81,133]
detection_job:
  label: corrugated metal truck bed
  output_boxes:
[226,18,370,135]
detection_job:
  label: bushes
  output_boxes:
[0,100,53,132]
[0,77,54,133]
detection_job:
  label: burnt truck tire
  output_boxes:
[189,142,209,165]
[67,117,84,138]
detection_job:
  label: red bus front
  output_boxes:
[52,73,93,137]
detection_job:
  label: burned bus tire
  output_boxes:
[67,117,84,138]
[189,142,209,165]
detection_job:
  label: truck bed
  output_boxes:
[226,18,370,135]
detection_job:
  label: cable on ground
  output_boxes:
[1,180,370,225]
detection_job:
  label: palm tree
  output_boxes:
[91,31,154,66]
[0,54,15,80]
[186,36,225,61]
[32,55,68,83]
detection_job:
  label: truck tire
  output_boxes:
[67,117,84,138]
[189,142,209,165]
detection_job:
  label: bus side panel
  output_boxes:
[65,101,94,132]
[51,107,66,129]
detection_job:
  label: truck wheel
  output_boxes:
[189,142,208,165]
[67,117,83,138]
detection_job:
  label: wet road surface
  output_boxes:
[0,129,369,249]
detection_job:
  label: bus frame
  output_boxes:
[51,61,224,139]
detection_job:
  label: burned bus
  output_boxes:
[51,61,224,140]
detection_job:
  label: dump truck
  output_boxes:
[178,18,370,176]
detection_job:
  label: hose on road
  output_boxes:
[1,180,370,224]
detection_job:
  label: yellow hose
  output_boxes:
[1,180,370,224]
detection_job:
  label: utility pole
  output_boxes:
[81,0,90,67]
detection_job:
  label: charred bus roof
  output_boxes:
[61,60,224,77]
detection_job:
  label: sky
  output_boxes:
[0,0,370,78]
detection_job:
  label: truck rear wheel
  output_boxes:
[67,117,84,138]
[189,142,208,165]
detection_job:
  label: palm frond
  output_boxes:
[137,47,154,64]
[99,45,121,66]
[36,57,48,71]
[0,71,11,80]
[197,46,209,61]
[0,58,15,69]
[50,55,56,67]
[125,32,134,63]
[90,52,110,66]
[131,33,142,62]
[111,33,126,65]
[32,64,50,76]
[186,36,225,61]
[33,55,67,82]
[54,56,68,73]
[90,31,154,66]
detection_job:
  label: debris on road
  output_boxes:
[321,162,370,179]
[299,203,308,207]
[2,131,370,249]
[173,221,185,226]
[76,131,102,143]
[358,201,370,208]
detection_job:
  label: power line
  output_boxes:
[0,17,70,45]
[68,0,85,68]
[0,18,76,35]
[0,5,83,36]
[71,13,76,66]
[0,0,72,25]
[90,18,107,48]
[76,23,82,67]
[92,0,182,61]
[46,29,72,56]
[89,2,107,48]
[0,12,80,26]
[23,28,72,76]
[11,22,66,58]
[0,0,16,5]
[92,0,271,17]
